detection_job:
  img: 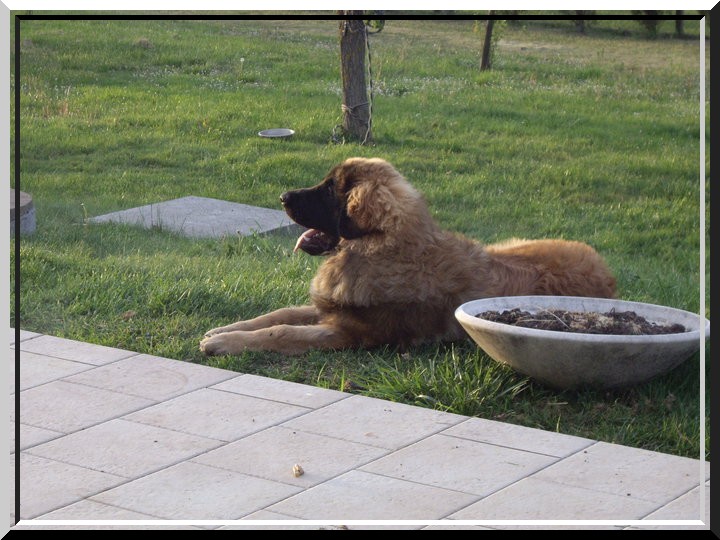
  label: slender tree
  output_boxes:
[675,11,685,38]
[338,13,372,144]
[480,15,495,71]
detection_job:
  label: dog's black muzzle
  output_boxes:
[280,185,339,234]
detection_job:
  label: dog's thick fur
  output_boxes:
[200,157,617,356]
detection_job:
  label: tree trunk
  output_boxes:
[675,11,685,37]
[480,18,495,71]
[338,14,372,144]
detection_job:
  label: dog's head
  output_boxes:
[281,158,425,255]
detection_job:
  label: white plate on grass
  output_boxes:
[258,128,295,138]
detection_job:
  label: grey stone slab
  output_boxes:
[31,499,202,529]
[65,354,237,401]
[26,418,223,479]
[90,461,302,520]
[11,422,63,453]
[267,470,478,520]
[9,349,95,394]
[532,441,710,506]
[229,510,354,530]
[422,524,496,530]
[193,425,390,488]
[629,483,710,529]
[234,510,422,529]
[125,388,309,442]
[26,499,201,530]
[15,523,203,530]
[212,374,349,409]
[89,196,302,239]
[12,452,126,520]
[360,433,558,497]
[444,417,594,458]
[448,477,658,523]
[18,381,155,434]
[19,335,137,366]
[282,395,465,450]
[9,328,41,345]
[464,524,622,530]
[14,526,204,531]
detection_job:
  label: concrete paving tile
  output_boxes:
[422,524,497,530]
[192,425,390,488]
[28,499,203,529]
[232,510,422,529]
[11,422,63,453]
[65,354,237,401]
[227,510,355,530]
[282,395,465,450]
[484,524,623,530]
[18,381,154,434]
[14,523,204,530]
[10,328,41,345]
[26,418,224,479]
[19,335,137,366]
[360,433,557,496]
[89,196,300,238]
[532,441,710,505]
[443,417,594,458]
[449,477,658,522]
[9,349,95,394]
[125,388,308,442]
[212,374,348,409]
[12,452,126,520]
[90,461,302,520]
[628,483,710,529]
[267,470,479,520]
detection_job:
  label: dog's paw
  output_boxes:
[200,334,228,356]
[203,326,227,338]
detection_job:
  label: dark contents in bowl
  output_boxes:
[476,308,687,335]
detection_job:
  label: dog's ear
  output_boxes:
[338,181,381,238]
[341,180,415,237]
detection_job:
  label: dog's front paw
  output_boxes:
[200,334,231,356]
[203,327,222,339]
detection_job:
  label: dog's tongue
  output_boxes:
[293,229,339,256]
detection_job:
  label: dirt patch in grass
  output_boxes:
[476,309,687,335]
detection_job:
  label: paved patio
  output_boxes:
[9,328,710,530]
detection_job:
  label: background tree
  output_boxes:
[675,11,685,38]
[338,13,372,144]
[635,11,662,39]
[476,15,506,71]
[574,11,595,34]
[480,16,495,71]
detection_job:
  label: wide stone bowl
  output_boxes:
[455,296,710,390]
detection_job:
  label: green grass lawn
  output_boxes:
[11,15,710,459]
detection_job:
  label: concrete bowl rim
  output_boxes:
[455,295,710,344]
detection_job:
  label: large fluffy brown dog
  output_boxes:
[200,157,616,356]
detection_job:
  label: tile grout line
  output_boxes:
[436,426,597,460]
[32,498,169,523]
[189,424,397,491]
[19,434,248,521]
[16,351,141,373]
[208,382,353,410]
[225,420,479,520]
[479,439,705,512]
[431,441,605,521]
[634,481,711,522]
[15,452,128,521]
[118,403,313,446]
